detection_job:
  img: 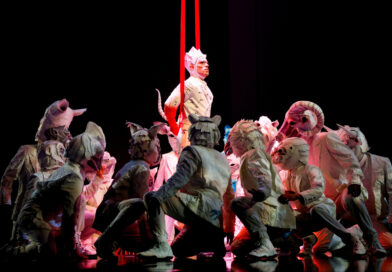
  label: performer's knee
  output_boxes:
[144,191,155,205]
[344,194,363,211]
[230,198,243,214]
[309,205,323,217]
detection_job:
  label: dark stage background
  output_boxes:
[1,1,390,175]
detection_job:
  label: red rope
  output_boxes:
[179,0,200,125]
[195,0,200,49]
[180,0,186,123]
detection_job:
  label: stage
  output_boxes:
[1,252,392,272]
[0,2,390,272]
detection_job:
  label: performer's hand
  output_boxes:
[175,221,184,231]
[249,189,265,202]
[224,140,233,156]
[283,191,301,201]
[347,184,361,197]
[170,123,180,136]
[96,164,106,179]
[145,192,161,217]
[278,194,289,204]
[275,132,286,142]
[164,105,180,136]
[224,232,234,245]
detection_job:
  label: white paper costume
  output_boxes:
[228,120,296,258]
[335,125,392,251]
[0,99,85,243]
[139,114,235,259]
[279,101,387,257]
[161,47,213,151]
[14,122,105,258]
[272,137,366,256]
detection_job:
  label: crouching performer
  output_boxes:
[228,120,296,259]
[14,122,105,260]
[272,137,366,256]
[93,122,164,260]
[139,114,235,259]
[335,125,392,253]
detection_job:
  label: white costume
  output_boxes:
[165,76,213,119]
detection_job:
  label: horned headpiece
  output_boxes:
[284,101,324,137]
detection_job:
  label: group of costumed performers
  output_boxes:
[0,47,391,265]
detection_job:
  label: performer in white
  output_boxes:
[272,137,366,256]
[224,116,280,238]
[162,47,213,151]
[228,120,296,258]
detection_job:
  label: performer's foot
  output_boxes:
[248,238,277,258]
[369,240,387,258]
[351,236,367,256]
[347,225,367,256]
[212,241,227,258]
[78,244,97,258]
[94,234,118,260]
[298,235,317,257]
[314,234,345,255]
[74,238,91,259]
[138,241,173,259]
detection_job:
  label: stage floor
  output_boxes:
[1,252,392,272]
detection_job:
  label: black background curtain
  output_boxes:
[1,1,389,172]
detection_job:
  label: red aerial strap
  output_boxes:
[195,0,200,49]
[179,0,200,126]
[179,0,186,124]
